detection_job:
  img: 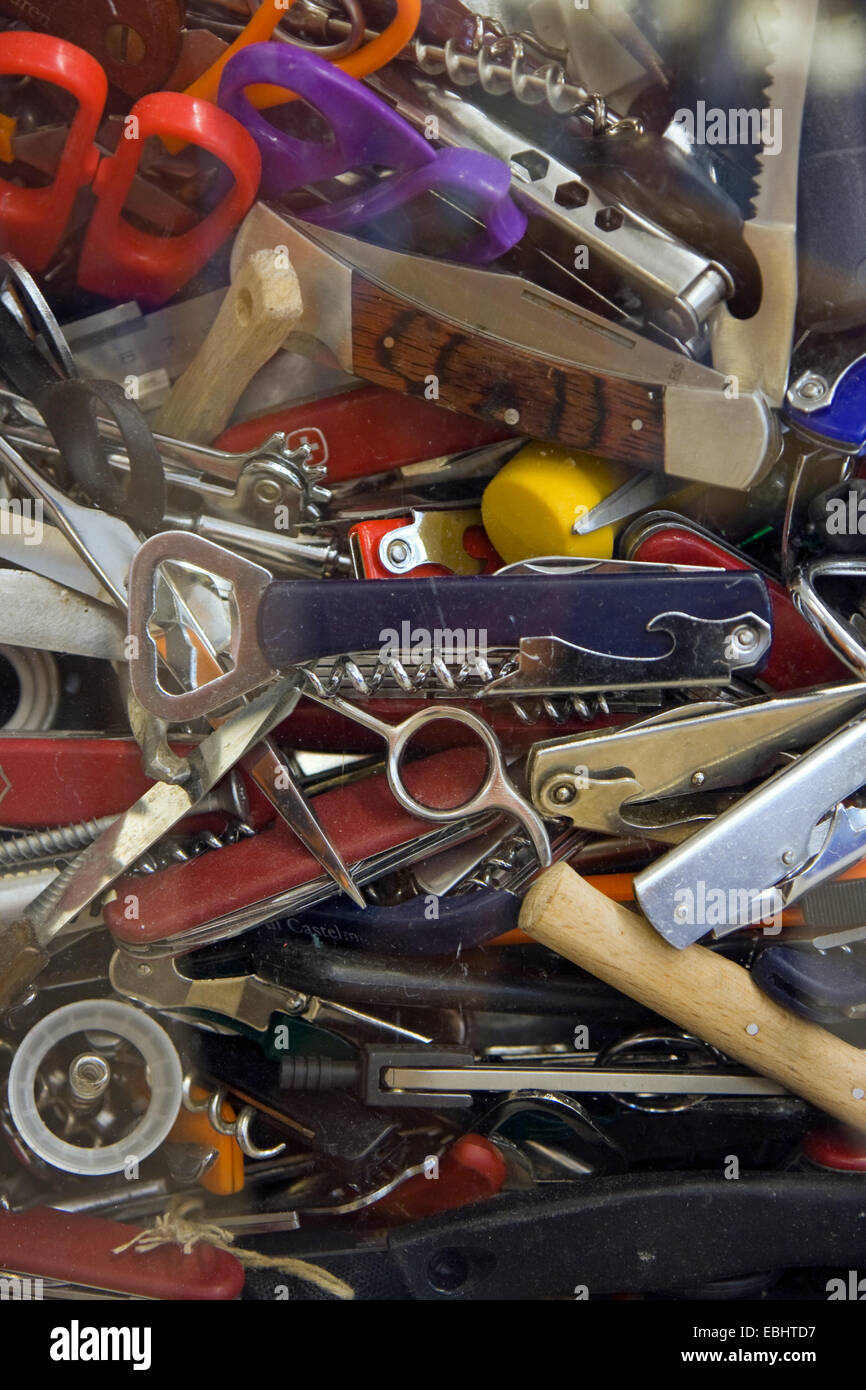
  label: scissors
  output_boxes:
[182,0,421,110]
[217,43,525,263]
[0,31,261,305]
[304,690,552,868]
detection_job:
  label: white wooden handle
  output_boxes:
[155,248,303,445]
[519,861,866,1131]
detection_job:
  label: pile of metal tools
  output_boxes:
[0,0,863,1304]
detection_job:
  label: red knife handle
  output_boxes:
[215,385,515,482]
[0,737,273,829]
[628,525,849,690]
[273,701,630,757]
[0,1206,244,1299]
[106,747,488,944]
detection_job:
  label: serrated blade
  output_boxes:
[710,0,819,405]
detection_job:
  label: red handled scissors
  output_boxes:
[0,30,261,305]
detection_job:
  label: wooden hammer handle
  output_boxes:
[519,861,866,1131]
[155,248,303,445]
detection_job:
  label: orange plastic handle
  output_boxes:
[186,0,421,109]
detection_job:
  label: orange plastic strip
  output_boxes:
[184,0,421,110]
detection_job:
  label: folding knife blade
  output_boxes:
[232,204,778,489]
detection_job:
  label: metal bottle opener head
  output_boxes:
[128,530,279,723]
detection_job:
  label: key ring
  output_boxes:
[305,691,551,866]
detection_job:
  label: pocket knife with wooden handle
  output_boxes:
[231,203,779,490]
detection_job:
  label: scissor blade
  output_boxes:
[242,740,366,908]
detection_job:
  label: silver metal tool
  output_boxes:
[0,387,333,529]
[528,683,866,842]
[0,430,364,905]
[371,67,733,344]
[277,0,639,125]
[379,1061,786,1100]
[790,555,866,680]
[303,691,552,868]
[708,0,820,405]
[110,950,433,1045]
[634,709,866,948]
[0,677,301,1008]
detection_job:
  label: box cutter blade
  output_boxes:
[126,532,774,722]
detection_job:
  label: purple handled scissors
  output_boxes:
[217,43,526,264]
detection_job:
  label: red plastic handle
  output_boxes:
[78,92,261,306]
[0,1206,244,1300]
[372,1134,507,1222]
[106,747,489,944]
[0,32,105,271]
[0,735,273,828]
[629,525,849,690]
[216,385,516,482]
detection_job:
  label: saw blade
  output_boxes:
[705,0,819,404]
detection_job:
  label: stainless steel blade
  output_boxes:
[384,1065,786,1096]
[709,0,820,404]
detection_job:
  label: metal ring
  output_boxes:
[8,1000,182,1176]
[386,705,502,823]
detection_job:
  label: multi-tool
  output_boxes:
[126,534,774,718]
[0,0,864,1310]
[231,203,779,487]
[632,709,866,949]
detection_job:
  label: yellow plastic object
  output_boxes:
[184,0,421,110]
[169,1085,245,1195]
[481,444,630,564]
[0,113,16,165]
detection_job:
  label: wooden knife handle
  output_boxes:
[519,862,866,1131]
[156,248,303,445]
[350,276,664,467]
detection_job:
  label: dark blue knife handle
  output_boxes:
[798,42,866,330]
[752,944,866,1023]
[281,888,519,956]
[257,573,773,671]
[788,358,866,455]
